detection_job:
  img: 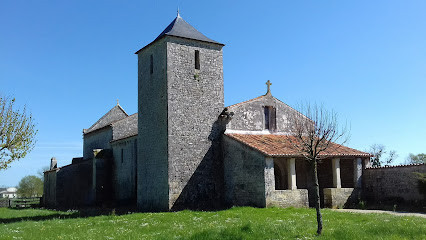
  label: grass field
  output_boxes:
[0,207,425,239]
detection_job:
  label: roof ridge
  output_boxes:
[154,17,179,42]
[84,105,128,134]
[135,15,223,54]
[330,142,370,155]
[111,112,138,126]
[227,95,266,108]
[226,93,296,110]
[116,104,128,117]
[110,133,138,143]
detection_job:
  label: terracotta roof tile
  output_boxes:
[226,133,370,158]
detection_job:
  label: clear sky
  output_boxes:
[1,1,425,187]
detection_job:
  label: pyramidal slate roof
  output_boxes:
[136,14,223,54]
[83,105,128,134]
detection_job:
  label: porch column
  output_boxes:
[287,158,297,190]
[264,157,275,196]
[354,158,362,188]
[332,158,341,188]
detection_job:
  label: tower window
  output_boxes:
[264,106,276,131]
[195,50,200,70]
[150,54,153,74]
[121,149,124,164]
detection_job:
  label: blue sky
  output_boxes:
[1,1,425,187]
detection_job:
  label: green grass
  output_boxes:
[0,207,425,239]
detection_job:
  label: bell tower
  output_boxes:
[136,14,225,211]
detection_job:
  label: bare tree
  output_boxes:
[368,144,397,167]
[37,166,50,180]
[286,103,349,235]
[0,96,37,170]
[406,153,426,164]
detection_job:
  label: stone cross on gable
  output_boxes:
[266,80,272,95]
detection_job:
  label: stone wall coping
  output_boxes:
[273,189,308,193]
[365,163,425,169]
[110,134,138,144]
[53,158,93,171]
[43,168,60,174]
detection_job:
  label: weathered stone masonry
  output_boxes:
[137,34,225,211]
[137,37,169,211]
[223,135,266,207]
[43,14,375,211]
[111,136,138,205]
[167,38,224,210]
[363,164,425,206]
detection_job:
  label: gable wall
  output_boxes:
[226,95,297,133]
[83,127,113,159]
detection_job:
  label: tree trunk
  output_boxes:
[312,160,323,235]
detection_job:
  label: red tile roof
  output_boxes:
[226,133,371,158]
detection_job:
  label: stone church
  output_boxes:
[43,14,370,211]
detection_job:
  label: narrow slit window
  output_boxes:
[264,106,270,130]
[195,50,200,70]
[264,106,277,131]
[134,140,137,162]
[270,107,276,131]
[121,149,124,164]
[150,54,153,74]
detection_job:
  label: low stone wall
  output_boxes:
[323,188,354,208]
[56,159,94,209]
[266,189,309,208]
[363,164,425,207]
[43,169,58,208]
[0,199,10,208]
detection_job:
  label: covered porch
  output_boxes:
[225,133,371,208]
[265,157,365,208]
